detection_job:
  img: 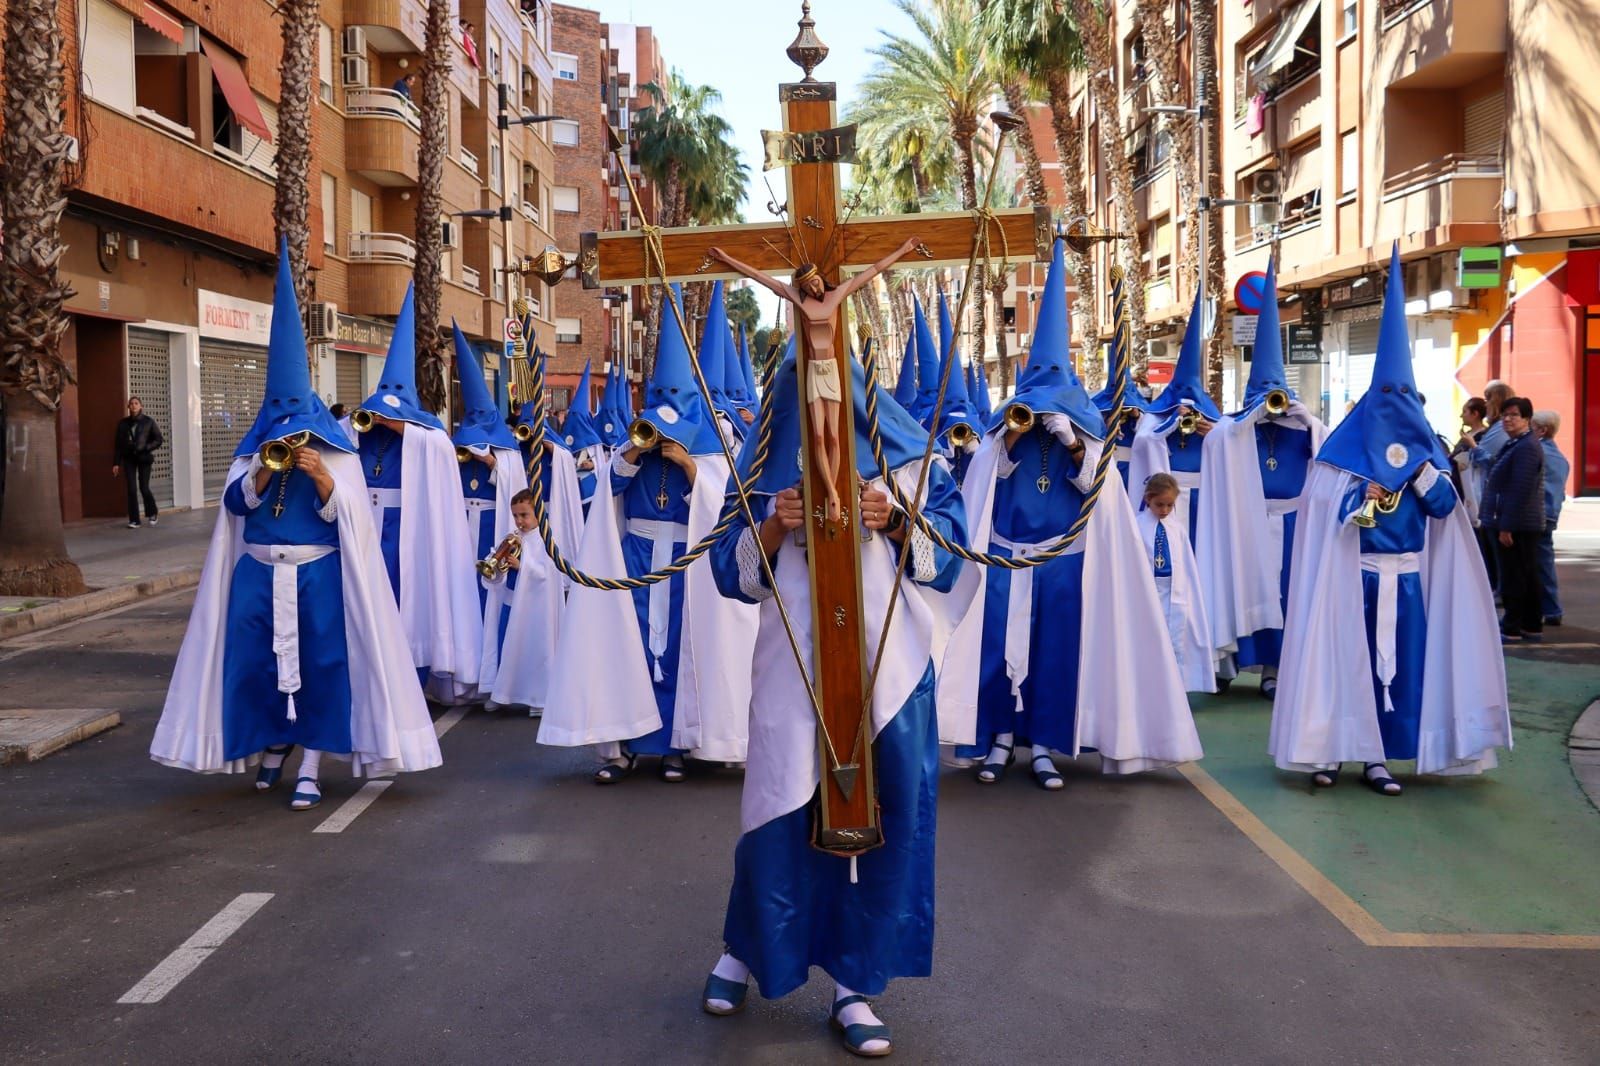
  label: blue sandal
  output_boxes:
[830,995,892,1058]
[289,776,322,811]
[701,972,748,1016]
[593,753,637,784]
[1031,753,1065,791]
[255,745,294,792]
[975,742,1014,784]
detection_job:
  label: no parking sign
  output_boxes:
[1234,271,1270,315]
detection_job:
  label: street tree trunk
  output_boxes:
[952,120,988,372]
[1002,79,1049,208]
[413,0,452,414]
[1136,0,1200,298]
[273,0,319,319]
[642,159,683,379]
[1194,0,1227,403]
[991,268,1012,396]
[0,0,85,595]
[1045,71,1097,353]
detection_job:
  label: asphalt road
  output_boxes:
[2,589,1598,1064]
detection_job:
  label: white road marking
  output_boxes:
[308,704,472,834]
[312,779,393,834]
[117,893,273,1004]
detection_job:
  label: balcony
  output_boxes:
[1275,73,1321,147]
[462,264,483,293]
[442,280,485,334]
[1380,153,1502,235]
[345,108,421,187]
[520,199,539,225]
[458,145,481,178]
[349,231,416,263]
[344,0,429,52]
[1381,0,1507,90]
[345,232,417,318]
[346,87,420,132]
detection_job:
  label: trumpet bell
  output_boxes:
[1004,403,1035,433]
[1264,389,1291,416]
[1351,499,1380,528]
[1177,412,1199,435]
[513,422,535,444]
[947,423,976,449]
[456,446,473,464]
[628,418,660,450]
[260,431,311,473]
[350,409,376,433]
[474,558,500,579]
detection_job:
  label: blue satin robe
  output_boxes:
[221,469,351,760]
[1167,428,1204,545]
[1338,472,1457,760]
[358,426,404,599]
[1233,423,1313,669]
[708,463,965,999]
[461,457,497,611]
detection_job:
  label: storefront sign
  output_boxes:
[1231,313,1258,346]
[197,289,271,346]
[335,313,395,355]
[1323,271,1382,310]
[1458,246,1502,289]
[1288,323,1322,364]
[1146,360,1175,385]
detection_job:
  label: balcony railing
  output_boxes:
[348,231,417,263]
[462,264,482,292]
[1382,0,1431,25]
[346,87,421,132]
[521,199,539,224]
[459,145,481,176]
[1382,153,1502,199]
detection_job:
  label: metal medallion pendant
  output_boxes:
[470,478,480,490]
[372,463,382,478]
[1265,456,1278,472]
[1155,552,1165,569]
[657,490,670,510]
[1036,474,1051,494]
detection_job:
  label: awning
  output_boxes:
[139,3,184,45]
[1247,0,1321,82]
[200,38,272,143]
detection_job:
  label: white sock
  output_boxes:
[299,749,324,781]
[977,733,1014,781]
[834,984,888,1052]
[705,953,748,1011]
[261,746,290,770]
[1032,745,1064,789]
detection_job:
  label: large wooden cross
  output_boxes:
[580,4,1049,855]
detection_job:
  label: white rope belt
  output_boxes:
[991,531,1086,712]
[1359,551,1420,711]
[243,542,336,721]
[367,487,402,510]
[463,497,495,510]
[1262,497,1299,585]
[626,519,689,682]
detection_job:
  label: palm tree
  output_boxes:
[1193,0,1227,403]
[979,0,1098,351]
[272,0,320,318]
[1134,0,1198,297]
[412,0,452,413]
[0,0,85,596]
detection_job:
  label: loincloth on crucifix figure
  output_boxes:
[708,238,921,523]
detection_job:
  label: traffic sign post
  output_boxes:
[1234,270,1269,315]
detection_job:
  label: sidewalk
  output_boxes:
[0,506,216,640]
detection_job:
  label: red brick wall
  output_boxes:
[550,3,608,380]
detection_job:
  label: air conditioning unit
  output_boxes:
[303,301,338,342]
[1247,199,1281,230]
[1251,169,1282,199]
[342,55,369,88]
[310,342,334,364]
[342,26,367,57]
[440,220,460,249]
[1147,338,1169,360]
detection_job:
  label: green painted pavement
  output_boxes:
[1191,659,1600,937]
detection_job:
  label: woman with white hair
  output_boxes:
[1531,409,1570,626]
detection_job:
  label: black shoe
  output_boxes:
[127,521,141,529]
[1543,615,1563,627]
[148,515,159,526]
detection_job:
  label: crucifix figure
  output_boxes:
[707,238,921,524]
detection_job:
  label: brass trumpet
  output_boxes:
[475,532,523,579]
[947,423,976,449]
[350,409,376,433]
[513,422,535,444]
[456,446,474,464]
[1004,403,1036,433]
[1264,389,1291,417]
[1351,488,1404,528]
[1177,411,1201,436]
[628,417,660,450]
[260,431,311,472]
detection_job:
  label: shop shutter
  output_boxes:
[1345,318,1380,403]
[126,328,175,509]
[199,339,267,498]
[1463,91,1504,159]
[335,352,365,406]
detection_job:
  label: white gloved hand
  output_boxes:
[1042,412,1078,447]
[962,435,980,456]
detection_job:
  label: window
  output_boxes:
[491,244,506,303]
[1153,215,1174,275]
[1340,129,1358,195]
[489,31,502,83]
[555,53,579,82]
[83,0,136,115]
[553,185,580,213]
[489,142,503,193]
[321,173,337,249]
[318,23,334,102]
[1342,0,1359,37]
[552,119,580,146]
[350,187,373,236]
[556,316,582,343]
[133,16,194,134]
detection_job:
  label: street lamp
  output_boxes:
[452,207,514,222]
[497,111,568,130]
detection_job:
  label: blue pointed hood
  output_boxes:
[930,325,980,443]
[735,327,759,409]
[235,239,352,456]
[596,365,625,447]
[735,336,931,496]
[1148,288,1221,420]
[360,283,444,430]
[1240,257,1294,412]
[558,360,604,454]
[975,358,993,421]
[451,321,519,452]
[698,281,742,427]
[993,238,1105,438]
[638,284,719,454]
[937,292,956,371]
[1092,268,1151,417]
[910,298,943,426]
[893,329,919,410]
[1316,245,1449,491]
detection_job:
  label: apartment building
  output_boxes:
[1061,0,1597,495]
[49,0,562,520]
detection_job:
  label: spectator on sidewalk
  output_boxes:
[1481,397,1545,641]
[1533,410,1570,626]
[113,396,164,529]
[1470,381,1513,591]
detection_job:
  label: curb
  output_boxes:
[1569,700,1600,814]
[0,568,202,642]
[0,710,122,766]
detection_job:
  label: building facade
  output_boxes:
[1053,0,1596,495]
[45,0,568,519]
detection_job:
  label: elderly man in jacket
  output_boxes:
[1533,410,1571,626]
[1481,397,1546,642]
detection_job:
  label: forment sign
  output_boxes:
[197,289,272,346]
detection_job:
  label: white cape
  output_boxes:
[537,452,757,761]
[395,426,484,703]
[487,446,583,710]
[1196,402,1326,655]
[1269,464,1512,774]
[470,444,529,697]
[1138,507,1218,693]
[150,453,442,775]
[938,429,1203,772]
